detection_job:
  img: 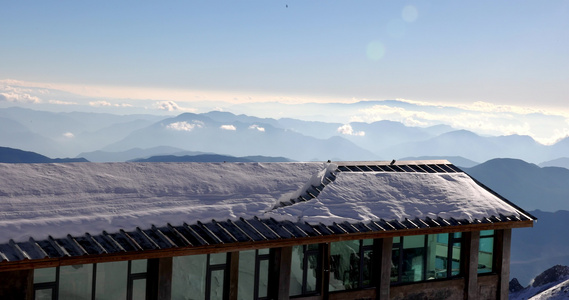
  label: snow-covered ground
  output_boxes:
[0,162,524,243]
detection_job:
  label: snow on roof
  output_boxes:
[268,171,520,224]
[0,161,525,243]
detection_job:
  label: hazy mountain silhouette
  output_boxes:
[130,154,293,163]
[540,157,569,169]
[463,158,569,211]
[382,130,547,163]
[77,146,203,162]
[3,108,569,164]
[102,113,379,162]
[0,146,88,163]
[399,156,479,168]
[0,116,62,157]
[510,210,569,287]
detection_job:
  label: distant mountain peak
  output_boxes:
[533,265,569,288]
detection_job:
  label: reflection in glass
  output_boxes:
[305,252,318,293]
[402,235,426,282]
[95,261,128,300]
[329,240,360,291]
[59,264,92,300]
[289,245,304,296]
[238,250,255,300]
[210,269,225,300]
[258,259,269,298]
[479,236,494,273]
[172,254,207,300]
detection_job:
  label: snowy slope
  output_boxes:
[530,279,569,299]
[510,265,569,300]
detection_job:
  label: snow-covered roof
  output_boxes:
[0,161,533,264]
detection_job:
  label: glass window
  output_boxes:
[59,264,93,300]
[210,252,227,265]
[95,261,128,300]
[34,268,57,284]
[130,259,147,274]
[210,269,225,300]
[478,230,495,273]
[238,250,256,300]
[33,259,150,300]
[290,244,320,296]
[35,288,54,300]
[132,279,146,300]
[392,233,462,284]
[258,259,269,298]
[329,239,374,291]
[172,254,207,300]
[238,249,270,300]
[401,235,426,282]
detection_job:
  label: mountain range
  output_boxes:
[3,107,569,166]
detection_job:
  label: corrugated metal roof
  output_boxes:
[0,161,535,266]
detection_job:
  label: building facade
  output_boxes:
[0,161,534,299]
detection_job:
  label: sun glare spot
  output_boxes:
[366,41,386,61]
[402,5,418,23]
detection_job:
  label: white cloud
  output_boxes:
[337,124,365,136]
[63,132,75,138]
[220,125,236,131]
[166,121,204,132]
[248,125,265,132]
[89,100,112,107]
[89,100,132,108]
[0,92,41,103]
[156,101,180,111]
[49,100,78,105]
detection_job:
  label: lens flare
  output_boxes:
[402,5,418,23]
[366,41,386,61]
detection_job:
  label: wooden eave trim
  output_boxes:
[0,220,533,272]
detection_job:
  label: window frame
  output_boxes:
[290,244,322,298]
[391,233,463,285]
[33,260,150,300]
[478,230,496,274]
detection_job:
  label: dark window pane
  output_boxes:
[132,279,146,300]
[362,249,373,287]
[35,288,53,300]
[34,268,56,284]
[210,253,227,265]
[391,247,400,283]
[131,259,147,274]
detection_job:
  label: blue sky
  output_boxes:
[1,1,569,143]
